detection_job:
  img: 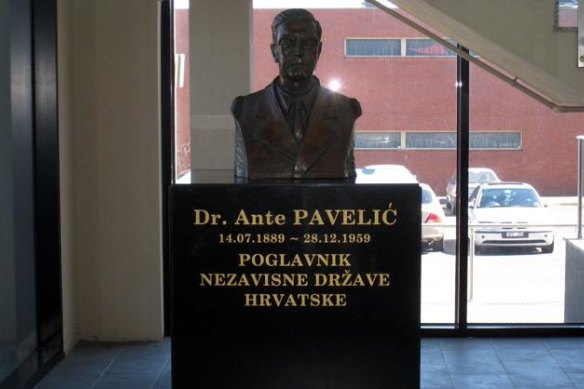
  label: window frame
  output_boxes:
[344,37,402,58]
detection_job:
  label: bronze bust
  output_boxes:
[231,8,362,179]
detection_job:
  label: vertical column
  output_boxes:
[578,135,584,238]
[189,0,252,170]
[578,0,583,67]
[455,47,470,328]
[0,0,17,352]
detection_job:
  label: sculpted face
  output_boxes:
[271,19,322,87]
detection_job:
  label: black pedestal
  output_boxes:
[170,179,421,388]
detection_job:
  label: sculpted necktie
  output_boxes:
[292,103,304,143]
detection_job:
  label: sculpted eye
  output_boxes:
[278,39,294,52]
[302,39,318,50]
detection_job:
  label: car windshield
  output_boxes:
[478,188,541,208]
[469,171,497,183]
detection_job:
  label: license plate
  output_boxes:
[504,231,527,238]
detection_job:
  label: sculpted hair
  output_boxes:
[271,8,322,42]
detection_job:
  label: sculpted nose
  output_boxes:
[292,40,305,56]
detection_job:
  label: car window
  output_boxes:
[509,189,540,207]
[421,188,433,204]
[478,187,541,208]
[469,170,497,183]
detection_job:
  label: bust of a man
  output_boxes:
[231,8,362,179]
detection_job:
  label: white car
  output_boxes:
[355,166,443,250]
[446,167,500,214]
[468,182,554,254]
[356,164,417,183]
[421,183,446,251]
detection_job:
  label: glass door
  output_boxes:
[1,0,37,382]
[1,0,62,386]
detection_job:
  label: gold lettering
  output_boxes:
[193,209,222,225]
[293,209,308,225]
[243,293,347,307]
[291,206,397,227]
[233,210,286,226]
[238,253,352,267]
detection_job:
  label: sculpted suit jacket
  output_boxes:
[231,80,362,179]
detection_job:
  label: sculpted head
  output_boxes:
[270,9,322,88]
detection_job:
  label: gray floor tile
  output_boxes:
[450,374,514,389]
[489,337,546,350]
[544,338,584,350]
[505,360,575,388]
[30,337,584,389]
[421,362,454,388]
[443,349,506,375]
[550,349,584,373]
[421,349,446,366]
[34,370,97,389]
[494,346,557,363]
[153,362,171,389]
[105,342,169,376]
[568,373,584,388]
[421,338,441,351]
[438,337,493,352]
[93,373,158,389]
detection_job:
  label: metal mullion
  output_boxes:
[160,0,174,337]
[455,47,470,330]
[578,0,583,67]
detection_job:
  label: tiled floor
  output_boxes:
[34,337,584,388]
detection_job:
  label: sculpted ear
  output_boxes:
[271,43,278,62]
[317,42,323,59]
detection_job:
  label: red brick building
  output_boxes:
[177,8,583,195]
[254,8,583,195]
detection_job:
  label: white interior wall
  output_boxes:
[57,0,163,347]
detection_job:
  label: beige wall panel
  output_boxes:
[190,0,252,169]
[61,0,163,342]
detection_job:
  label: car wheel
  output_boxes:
[541,242,554,254]
[451,202,457,215]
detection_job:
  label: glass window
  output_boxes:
[174,1,191,181]
[406,132,456,149]
[557,0,578,28]
[354,132,401,149]
[470,132,521,149]
[345,38,401,57]
[405,38,456,57]
[405,131,521,149]
[252,4,457,325]
[468,61,582,324]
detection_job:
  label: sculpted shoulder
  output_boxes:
[231,88,267,119]
[320,86,362,118]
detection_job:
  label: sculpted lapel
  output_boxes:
[253,85,298,162]
[294,88,338,175]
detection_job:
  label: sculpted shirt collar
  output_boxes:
[274,76,320,122]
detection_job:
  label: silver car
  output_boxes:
[446,167,500,214]
[468,182,554,254]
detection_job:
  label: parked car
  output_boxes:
[446,167,500,214]
[421,183,445,251]
[468,182,554,254]
[356,164,417,183]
